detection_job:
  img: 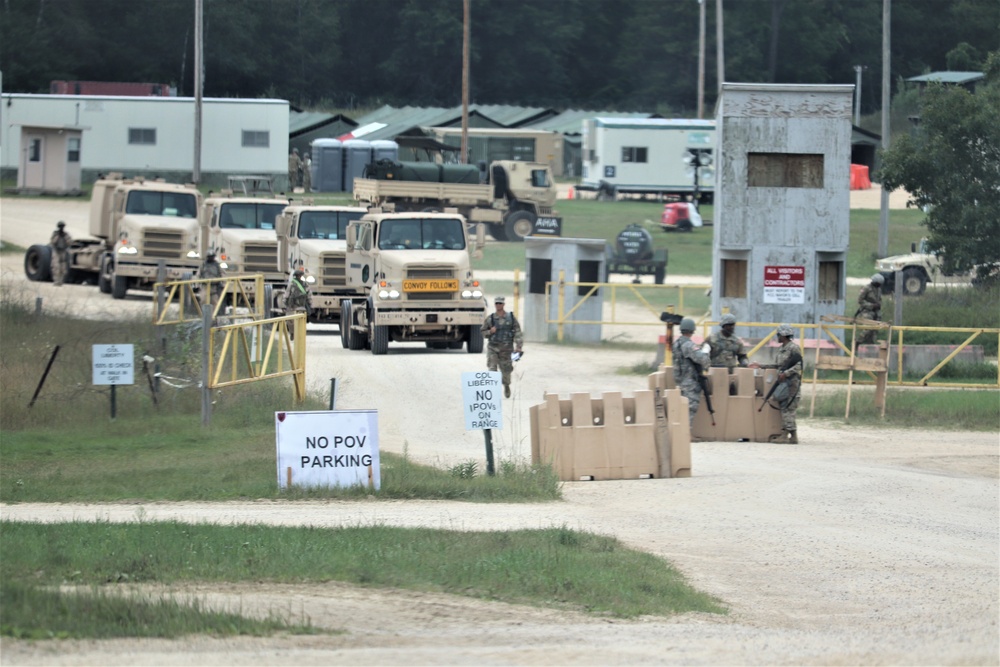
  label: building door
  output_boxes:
[19,135,45,189]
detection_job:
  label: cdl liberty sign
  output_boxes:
[274,410,380,490]
[462,371,502,430]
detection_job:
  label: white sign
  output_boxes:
[275,410,380,490]
[461,371,503,430]
[92,344,135,385]
[763,265,806,304]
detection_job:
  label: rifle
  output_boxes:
[757,350,803,412]
[698,373,715,425]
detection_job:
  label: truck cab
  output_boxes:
[340,211,486,354]
[201,193,290,279]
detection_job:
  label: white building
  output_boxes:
[1,94,289,186]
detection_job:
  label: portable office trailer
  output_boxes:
[712,83,853,327]
[0,94,289,186]
[579,118,716,200]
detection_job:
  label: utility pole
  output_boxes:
[460,0,470,164]
[878,0,891,258]
[853,65,864,126]
[715,0,725,92]
[697,0,706,118]
[193,0,203,184]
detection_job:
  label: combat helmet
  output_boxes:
[720,313,737,326]
[680,317,696,333]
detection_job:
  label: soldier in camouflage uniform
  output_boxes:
[49,221,72,286]
[707,313,749,373]
[481,296,523,398]
[752,324,803,444]
[284,269,311,314]
[856,273,884,344]
[287,148,301,191]
[672,317,710,426]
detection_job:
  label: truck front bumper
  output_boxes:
[373,306,486,327]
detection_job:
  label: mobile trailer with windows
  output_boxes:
[579,118,716,201]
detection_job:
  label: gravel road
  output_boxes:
[1,196,997,666]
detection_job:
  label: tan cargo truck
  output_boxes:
[200,192,290,279]
[352,160,559,243]
[274,204,369,322]
[339,210,487,354]
[23,174,203,299]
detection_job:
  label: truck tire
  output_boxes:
[99,255,113,294]
[488,224,509,242]
[467,325,484,353]
[503,211,536,243]
[371,325,389,355]
[112,274,129,299]
[902,268,927,296]
[24,245,52,282]
[654,264,666,285]
[340,301,353,349]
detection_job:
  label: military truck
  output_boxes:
[338,210,487,354]
[273,204,369,322]
[23,174,203,298]
[875,238,970,296]
[200,192,290,278]
[352,160,559,243]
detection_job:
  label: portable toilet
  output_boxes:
[310,139,343,193]
[370,140,399,164]
[342,139,372,192]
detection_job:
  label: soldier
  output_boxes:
[672,317,710,426]
[857,273,885,344]
[302,152,312,192]
[49,221,72,286]
[707,313,749,373]
[751,324,803,444]
[287,148,301,191]
[481,296,523,398]
[284,268,311,315]
[199,252,224,307]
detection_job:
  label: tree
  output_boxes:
[878,51,1000,283]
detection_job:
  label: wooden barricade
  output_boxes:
[810,315,891,421]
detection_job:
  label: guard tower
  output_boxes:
[712,84,852,326]
[523,237,606,343]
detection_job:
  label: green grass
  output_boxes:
[1,521,727,621]
[809,388,999,430]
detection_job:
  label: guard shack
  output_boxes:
[524,237,606,344]
[15,124,85,195]
[712,83,852,325]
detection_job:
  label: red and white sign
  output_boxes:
[763,265,805,304]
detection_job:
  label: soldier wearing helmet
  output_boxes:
[856,273,885,344]
[707,312,749,373]
[284,267,312,318]
[199,250,224,307]
[49,221,72,286]
[750,324,803,444]
[672,316,710,427]
[481,296,523,398]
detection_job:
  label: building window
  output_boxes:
[578,260,601,297]
[29,139,41,162]
[721,259,748,298]
[128,128,156,145]
[817,252,845,301]
[528,258,552,295]
[621,147,648,163]
[747,153,824,188]
[67,138,81,162]
[242,130,270,148]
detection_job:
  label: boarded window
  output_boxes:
[128,128,156,145]
[818,259,843,301]
[747,153,824,188]
[67,138,81,162]
[528,258,552,295]
[621,147,648,163]
[721,259,748,298]
[242,130,270,148]
[578,260,601,297]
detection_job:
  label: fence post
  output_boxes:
[201,305,212,426]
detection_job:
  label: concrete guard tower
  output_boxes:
[712,83,853,327]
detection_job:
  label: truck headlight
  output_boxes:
[305,275,316,284]
[461,289,483,299]
[378,289,400,300]
[187,250,201,259]
[117,245,138,255]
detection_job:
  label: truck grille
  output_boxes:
[243,242,278,273]
[320,252,347,289]
[143,229,185,259]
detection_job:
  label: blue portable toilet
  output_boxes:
[342,139,372,192]
[310,139,343,193]
[370,140,399,165]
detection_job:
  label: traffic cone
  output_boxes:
[567,186,575,200]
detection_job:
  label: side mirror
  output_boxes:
[275,214,291,239]
[346,225,357,251]
[910,242,917,252]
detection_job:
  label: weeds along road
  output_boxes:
[2,196,998,666]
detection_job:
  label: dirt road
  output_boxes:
[1,196,998,666]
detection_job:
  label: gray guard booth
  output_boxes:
[523,237,606,344]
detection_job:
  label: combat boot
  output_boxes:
[787,431,798,444]
[504,384,511,398]
[769,430,789,443]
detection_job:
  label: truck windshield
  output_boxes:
[218,202,287,230]
[378,218,466,250]
[126,191,198,218]
[297,210,365,240]
[530,169,550,188]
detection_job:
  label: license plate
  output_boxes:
[403,279,458,292]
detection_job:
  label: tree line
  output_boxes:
[1,0,997,115]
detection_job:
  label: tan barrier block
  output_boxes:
[571,393,613,480]
[535,393,575,481]
[734,367,757,396]
[753,369,783,442]
[529,403,540,464]
[662,389,692,477]
[723,396,757,441]
[621,391,659,478]
[602,392,627,476]
[708,367,730,435]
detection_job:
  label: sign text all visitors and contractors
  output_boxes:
[92,344,135,385]
[763,265,805,304]
[461,371,502,430]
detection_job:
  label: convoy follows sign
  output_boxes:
[92,344,134,385]
[763,265,805,304]
[275,410,380,490]
[461,371,502,430]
